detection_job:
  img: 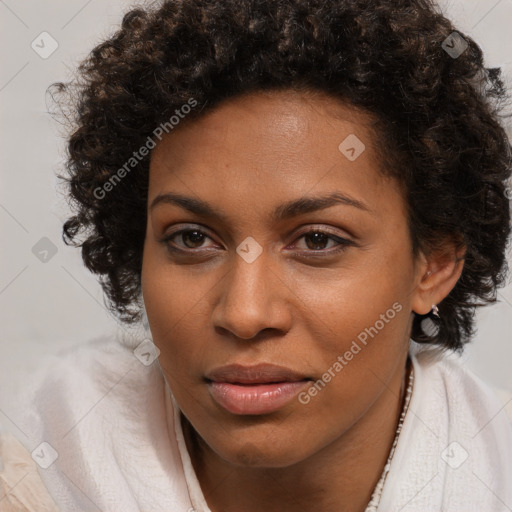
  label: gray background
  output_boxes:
[1,0,512,433]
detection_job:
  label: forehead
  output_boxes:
[152,88,378,157]
[148,89,404,223]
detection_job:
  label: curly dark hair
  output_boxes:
[56,0,512,351]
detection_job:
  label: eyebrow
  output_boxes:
[149,191,374,222]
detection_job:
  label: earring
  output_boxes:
[431,304,440,318]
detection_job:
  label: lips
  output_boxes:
[205,363,312,415]
[206,363,310,384]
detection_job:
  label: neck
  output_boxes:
[183,356,411,512]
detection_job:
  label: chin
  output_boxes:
[181,399,321,468]
[204,428,314,469]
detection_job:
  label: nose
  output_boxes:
[210,253,292,341]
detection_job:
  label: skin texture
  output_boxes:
[141,89,465,512]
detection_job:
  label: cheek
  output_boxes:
[295,296,410,441]
[141,248,221,379]
[291,242,413,409]
[290,240,413,348]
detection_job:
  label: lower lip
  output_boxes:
[208,380,310,415]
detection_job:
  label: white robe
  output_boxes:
[1,335,511,511]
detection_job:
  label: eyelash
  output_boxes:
[161,226,354,257]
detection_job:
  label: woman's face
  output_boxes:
[142,89,427,467]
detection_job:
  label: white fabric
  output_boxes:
[378,347,512,511]
[4,336,512,512]
[0,432,59,511]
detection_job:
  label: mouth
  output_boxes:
[205,363,313,415]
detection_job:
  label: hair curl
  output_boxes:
[56,0,512,351]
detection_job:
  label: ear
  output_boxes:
[410,241,466,315]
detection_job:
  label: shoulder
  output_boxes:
[6,335,193,510]
[0,431,60,511]
[0,336,140,511]
[412,345,512,424]
[15,334,162,440]
[377,345,512,510]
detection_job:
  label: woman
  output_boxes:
[1,0,511,510]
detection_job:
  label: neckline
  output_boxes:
[364,357,415,511]
[165,382,213,512]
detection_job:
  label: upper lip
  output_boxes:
[205,363,311,384]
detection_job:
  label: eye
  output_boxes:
[162,226,354,256]
[162,228,217,251]
[290,229,354,256]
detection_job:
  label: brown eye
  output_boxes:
[180,230,208,249]
[293,229,353,254]
[303,232,331,250]
[162,228,215,251]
